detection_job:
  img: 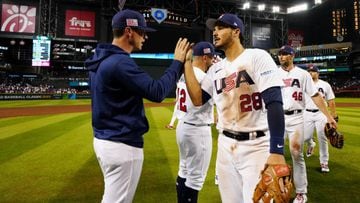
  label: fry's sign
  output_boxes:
[65,10,95,37]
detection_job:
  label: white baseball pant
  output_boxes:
[176,121,212,191]
[284,113,308,194]
[93,137,143,203]
[216,131,269,203]
[303,110,329,164]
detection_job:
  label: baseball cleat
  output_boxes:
[293,193,308,203]
[321,163,330,173]
[306,140,316,157]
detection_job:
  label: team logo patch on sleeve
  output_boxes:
[260,70,274,76]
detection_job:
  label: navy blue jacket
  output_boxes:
[85,43,183,148]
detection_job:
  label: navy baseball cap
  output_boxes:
[193,42,216,56]
[206,13,244,34]
[307,65,319,72]
[278,45,295,55]
[112,9,156,32]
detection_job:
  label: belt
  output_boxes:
[284,109,302,115]
[183,121,211,127]
[306,109,319,113]
[223,130,265,141]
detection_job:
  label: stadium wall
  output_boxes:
[0,93,90,100]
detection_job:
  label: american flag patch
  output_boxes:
[203,48,211,54]
[126,19,139,26]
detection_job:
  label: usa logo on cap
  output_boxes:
[126,19,138,26]
[203,48,211,54]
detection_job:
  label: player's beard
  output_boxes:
[280,61,290,68]
[214,38,227,50]
[214,34,233,51]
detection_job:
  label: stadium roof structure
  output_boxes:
[208,0,329,14]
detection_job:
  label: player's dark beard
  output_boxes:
[281,61,290,68]
[214,36,231,51]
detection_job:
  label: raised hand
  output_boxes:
[173,38,191,63]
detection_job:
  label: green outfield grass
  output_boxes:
[0,98,359,202]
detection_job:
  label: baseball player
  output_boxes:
[175,41,215,203]
[85,9,191,203]
[184,13,287,203]
[277,45,337,203]
[304,65,337,172]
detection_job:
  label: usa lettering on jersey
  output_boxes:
[282,78,300,88]
[214,70,255,94]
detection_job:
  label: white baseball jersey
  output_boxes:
[278,66,318,111]
[201,48,283,132]
[176,67,214,124]
[304,79,335,165]
[305,79,335,109]
[279,66,318,194]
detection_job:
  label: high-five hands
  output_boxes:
[173,38,192,63]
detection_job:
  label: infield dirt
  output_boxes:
[0,102,176,118]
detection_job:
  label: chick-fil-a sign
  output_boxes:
[1,4,36,33]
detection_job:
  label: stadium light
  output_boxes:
[243,2,250,10]
[287,3,308,14]
[258,4,265,11]
[315,0,322,4]
[272,6,280,13]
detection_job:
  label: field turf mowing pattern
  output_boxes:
[0,98,359,202]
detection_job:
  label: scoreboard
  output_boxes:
[32,36,51,66]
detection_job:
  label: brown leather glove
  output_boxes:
[253,164,293,203]
[324,123,344,149]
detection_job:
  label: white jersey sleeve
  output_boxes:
[305,79,335,109]
[253,49,285,92]
[279,66,318,111]
[320,79,335,101]
[201,49,283,132]
[175,68,214,125]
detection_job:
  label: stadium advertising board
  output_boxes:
[251,24,272,49]
[1,4,36,33]
[288,29,304,47]
[65,10,95,37]
[0,94,63,100]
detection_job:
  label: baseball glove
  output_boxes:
[324,123,344,149]
[253,164,293,203]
